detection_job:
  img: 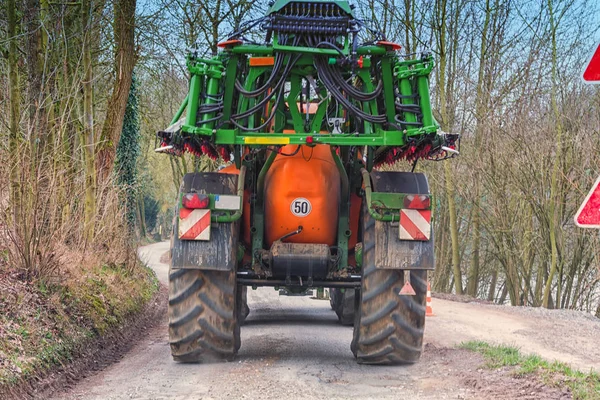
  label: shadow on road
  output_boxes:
[244,310,343,326]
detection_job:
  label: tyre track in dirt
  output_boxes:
[49,242,598,400]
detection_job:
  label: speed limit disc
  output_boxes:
[290,198,312,217]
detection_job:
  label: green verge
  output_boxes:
[0,261,159,388]
[460,340,600,400]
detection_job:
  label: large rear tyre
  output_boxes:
[237,285,250,324]
[351,202,427,365]
[168,268,240,363]
[331,288,356,326]
[329,289,338,310]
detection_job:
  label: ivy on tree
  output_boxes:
[115,72,141,232]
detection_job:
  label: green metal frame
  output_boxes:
[166,10,444,273]
[251,151,277,259]
[177,47,438,146]
[332,148,350,270]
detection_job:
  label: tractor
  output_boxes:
[158,0,458,365]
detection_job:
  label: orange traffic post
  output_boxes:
[426,281,435,317]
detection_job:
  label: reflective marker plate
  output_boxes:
[244,137,290,145]
[215,195,241,211]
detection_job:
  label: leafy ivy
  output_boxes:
[114,72,141,232]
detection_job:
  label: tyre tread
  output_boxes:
[168,268,239,363]
[352,199,428,365]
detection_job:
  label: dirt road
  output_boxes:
[52,242,600,400]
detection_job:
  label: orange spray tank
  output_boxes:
[263,145,340,247]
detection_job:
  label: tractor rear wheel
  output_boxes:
[168,267,240,362]
[351,202,427,365]
[329,289,337,310]
[331,288,356,326]
[237,285,250,324]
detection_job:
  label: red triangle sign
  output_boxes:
[582,43,600,83]
[399,281,417,296]
[574,177,600,228]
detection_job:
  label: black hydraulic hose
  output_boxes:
[314,39,383,101]
[395,103,422,113]
[198,107,223,114]
[198,102,223,110]
[204,95,223,102]
[394,114,422,126]
[235,53,285,98]
[231,89,277,120]
[316,61,362,120]
[315,57,355,99]
[195,97,224,125]
[316,41,345,56]
[232,53,301,120]
[230,86,284,132]
[351,29,359,55]
[314,57,386,124]
[326,62,383,101]
[317,38,383,101]
[196,113,224,126]
[394,103,424,126]
[233,35,297,99]
[233,87,277,119]
[322,74,385,124]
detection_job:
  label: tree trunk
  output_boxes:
[7,0,21,226]
[115,74,141,232]
[498,283,508,304]
[445,162,463,294]
[434,0,462,295]
[81,0,96,241]
[433,195,451,292]
[23,0,45,139]
[488,269,497,302]
[521,204,535,306]
[137,192,147,238]
[467,213,480,296]
[542,0,562,309]
[97,0,137,182]
[467,0,492,298]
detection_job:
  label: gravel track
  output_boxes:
[48,242,599,400]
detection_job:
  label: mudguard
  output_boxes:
[171,172,239,271]
[369,170,434,270]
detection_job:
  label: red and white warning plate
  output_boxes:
[582,43,600,84]
[179,208,211,240]
[399,209,431,241]
[574,176,600,228]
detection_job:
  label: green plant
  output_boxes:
[460,341,600,400]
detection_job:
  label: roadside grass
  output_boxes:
[0,260,159,388]
[460,340,600,399]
